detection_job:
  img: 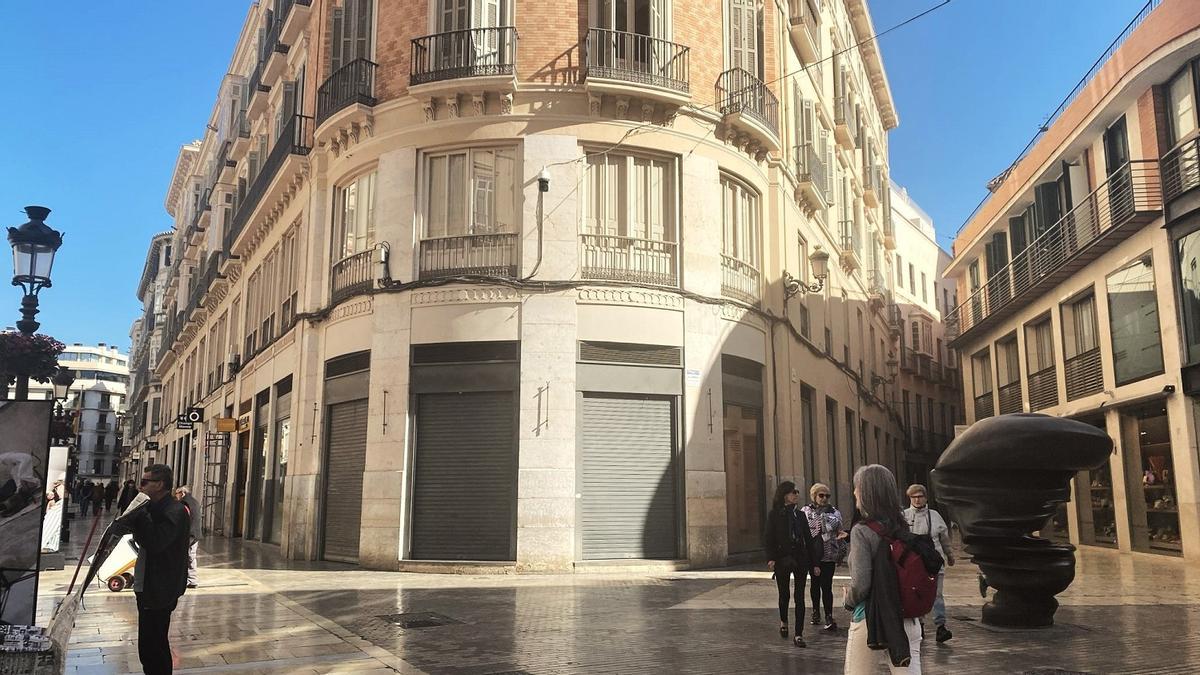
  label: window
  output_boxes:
[915,394,923,430]
[280,227,299,327]
[585,152,675,242]
[844,410,855,473]
[824,326,832,356]
[726,0,763,77]
[720,174,760,268]
[908,263,915,293]
[997,335,1019,387]
[896,254,903,286]
[825,397,839,503]
[800,385,816,484]
[1025,317,1055,374]
[334,171,377,260]
[1062,292,1099,359]
[972,349,992,396]
[331,0,374,71]
[425,148,517,242]
[902,389,910,430]
[797,234,809,284]
[1107,253,1164,384]
[921,272,927,302]
[1178,229,1200,364]
[1167,61,1197,146]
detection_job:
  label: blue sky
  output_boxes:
[0,0,1152,350]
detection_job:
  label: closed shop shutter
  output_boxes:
[322,399,368,563]
[412,391,516,561]
[581,394,677,560]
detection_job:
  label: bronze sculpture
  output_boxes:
[930,413,1112,627]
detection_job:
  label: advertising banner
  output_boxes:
[0,400,53,626]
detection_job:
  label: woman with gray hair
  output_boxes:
[843,465,923,673]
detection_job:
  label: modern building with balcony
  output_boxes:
[944,0,1200,559]
[138,0,912,571]
[889,184,961,483]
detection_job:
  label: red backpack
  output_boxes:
[865,521,939,619]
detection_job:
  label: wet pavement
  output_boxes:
[37,512,1200,674]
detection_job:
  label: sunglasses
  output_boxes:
[789,489,800,494]
[816,493,830,498]
[140,478,161,486]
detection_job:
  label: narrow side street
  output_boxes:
[37,516,1200,674]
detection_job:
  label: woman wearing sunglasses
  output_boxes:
[802,483,845,630]
[765,481,822,647]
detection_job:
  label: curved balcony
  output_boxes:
[418,233,518,280]
[316,58,378,128]
[580,234,678,286]
[720,254,760,305]
[946,160,1162,345]
[409,27,517,98]
[583,29,690,109]
[717,68,779,153]
[331,248,375,305]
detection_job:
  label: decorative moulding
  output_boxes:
[411,287,518,306]
[330,297,374,322]
[576,287,684,310]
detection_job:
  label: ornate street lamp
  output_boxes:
[52,365,75,401]
[783,246,831,298]
[872,355,900,390]
[8,205,64,336]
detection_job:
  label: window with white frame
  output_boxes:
[721,174,760,268]
[334,171,376,261]
[425,147,517,239]
[584,152,675,242]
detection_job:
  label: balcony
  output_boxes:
[418,233,519,280]
[583,28,690,109]
[942,363,960,389]
[997,380,1022,415]
[946,160,1162,345]
[278,0,311,47]
[247,59,270,117]
[316,58,378,128]
[231,109,251,156]
[787,0,821,64]
[974,391,994,421]
[261,10,290,85]
[720,254,761,305]
[834,94,856,148]
[331,248,375,305]
[882,200,895,249]
[185,253,224,325]
[863,164,882,208]
[580,234,678,286]
[1162,137,1200,220]
[866,268,886,306]
[224,114,313,255]
[794,137,832,209]
[717,68,779,153]
[410,27,518,98]
[1065,347,1103,401]
[838,226,860,272]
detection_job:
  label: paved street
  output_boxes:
[36,515,1200,674]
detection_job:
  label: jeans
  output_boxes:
[187,541,198,586]
[930,572,946,627]
[809,561,836,617]
[136,594,177,675]
[845,617,922,674]
[774,564,808,631]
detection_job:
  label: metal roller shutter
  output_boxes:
[322,399,368,563]
[581,394,677,560]
[412,392,515,561]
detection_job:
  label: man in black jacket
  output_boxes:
[112,464,191,675]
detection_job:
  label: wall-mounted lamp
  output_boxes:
[871,356,900,390]
[784,246,830,298]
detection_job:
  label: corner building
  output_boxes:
[945,0,1200,559]
[140,0,916,571]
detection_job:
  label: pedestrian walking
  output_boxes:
[844,465,923,674]
[174,486,201,588]
[78,480,91,517]
[104,479,118,511]
[801,482,846,631]
[117,479,138,513]
[90,481,104,516]
[111,464,191,675]
[765,480,823,648]
[903,484,954,643]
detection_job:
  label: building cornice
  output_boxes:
[165,142,201,218]
[846,0,899,130]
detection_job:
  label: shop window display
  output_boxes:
[1123,406,1181,554]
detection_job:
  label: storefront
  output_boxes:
[1121,403,1181,555]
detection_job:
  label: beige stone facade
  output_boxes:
[129,0,926,571]
[945,0,1200,559]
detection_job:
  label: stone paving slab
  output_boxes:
[37,517,1200,674]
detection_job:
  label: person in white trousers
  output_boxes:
[903,483,955,643]
[174,486,201,588]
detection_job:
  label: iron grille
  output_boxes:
[1027,366,1059,411]
[579,341,682,367]
[1065,348,1103,401]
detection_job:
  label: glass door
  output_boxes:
[1123,405,1181,555]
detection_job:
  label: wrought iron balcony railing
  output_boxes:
[418,233,519,279]
[330,248,375,305]
[946,160,1162,343]
[795,140,830,203]
[580,234,678,286]
[584,28,689,94]
[316,58,378,126]
[1162,137,1200,205]
[224,114,312,252]
[716,68,778,136]
[720,254,761,304]
[410,27,518,87]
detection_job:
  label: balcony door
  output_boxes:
[1104,116,1133,223]
[331,0,374,72]
[438,0,507,68]
[726,0,763,78]
[593,0,668,79]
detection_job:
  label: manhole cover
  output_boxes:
[375,612,461,629]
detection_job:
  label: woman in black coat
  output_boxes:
[765,480,823,648]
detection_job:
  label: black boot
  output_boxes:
[823,612,837,631]
[810,608,821,626]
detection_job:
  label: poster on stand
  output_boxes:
[0,400,53,626]
[40,446,68,553]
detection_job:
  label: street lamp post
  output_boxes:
[7,205,64,400]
